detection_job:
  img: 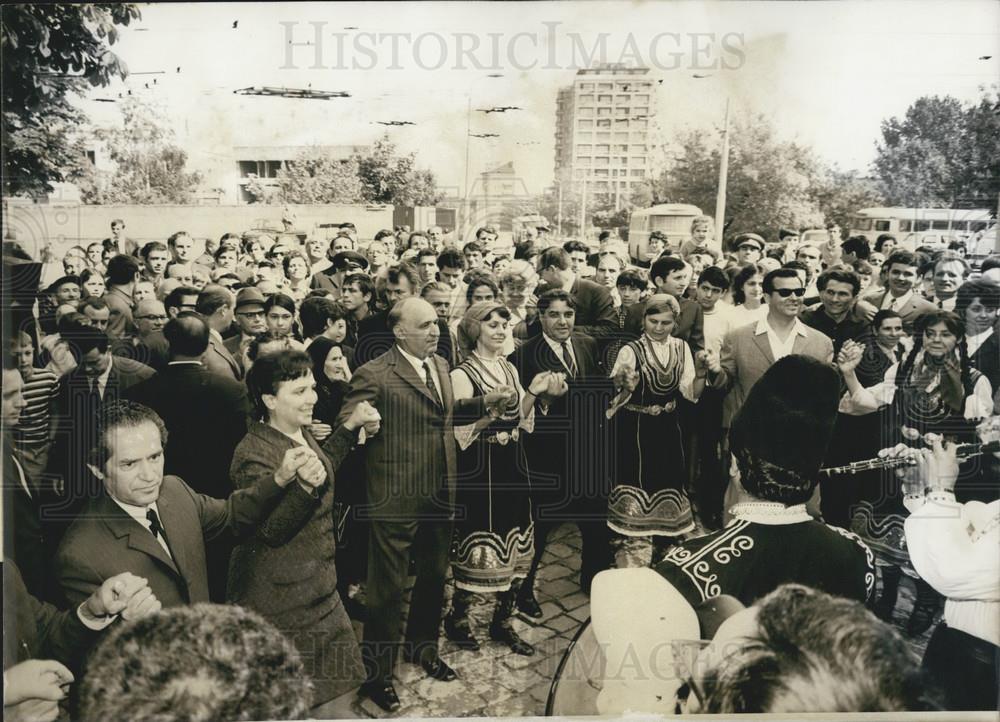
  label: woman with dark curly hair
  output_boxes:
[839,309,993,634]
[228,349,380,714]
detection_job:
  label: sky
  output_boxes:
[75,1,1000,196]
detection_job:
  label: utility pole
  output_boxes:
[579,177,587,242]
[463,96,472,239]
[714,98,731,254]
[557,183,563,237]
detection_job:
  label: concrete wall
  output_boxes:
[2,201,395,259]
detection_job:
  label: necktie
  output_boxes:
[89,380,102,407]
[146,508,167,543]
[423,361,441,406]
[561,341,577,378]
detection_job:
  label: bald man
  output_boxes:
[116,299,170,371]
[338,298,509,710]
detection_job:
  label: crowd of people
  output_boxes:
[2,213,998,718]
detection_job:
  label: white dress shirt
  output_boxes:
[110,497,172,558]
[542,333,578,375]
[396,344,442,403]
[755,317,808,362]
[966,328,993,357]
[90,356,115,398]
[904,492,1000,646]
[881,289,914,312]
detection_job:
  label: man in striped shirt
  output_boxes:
[10,331,59,482]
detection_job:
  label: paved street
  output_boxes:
[349,522,935,718]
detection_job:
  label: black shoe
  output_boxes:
[402,650,458,681]
[419,656,458,681]
[359,681,401,712]
[516,589,543,618]
[490,621,535,656]
[444,615,481,651]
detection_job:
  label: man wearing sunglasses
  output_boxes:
[705,268,833,432]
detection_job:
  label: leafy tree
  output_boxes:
[647,115,824,242]
[874,90,1000,210]
[78,96,202,204]
[2,4,140,196]
[808,166,885,234]
[355,135,442,206]
[244,148,364,204]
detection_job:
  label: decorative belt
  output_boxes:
[485,429,520,445]
[624,401,676,416]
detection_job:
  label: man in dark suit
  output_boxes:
[338,298,505,712]
[125,313,251,602]
[195,285,243,381]
[512,289,615,610]
[624,255,705,353]
[531,246,619,342]
[3,359,55,602]
[102,253,142,340]
[54,400,318,611]
[354,263,454,367]
[48,325,156,537]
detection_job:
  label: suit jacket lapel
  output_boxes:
[751,329,775,365]
[154,485,190,583]
[390,347,440,408]
[212,337,241,378]
[99,495,181,578]
[434,355,453,410]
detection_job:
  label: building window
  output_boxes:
[615,107,630,117]
[631,145,647,153]
[576,144,593,153]
[596,132,611,141]
[578,119,594,129]
[598,94,612,104]
[596,144,610,154]
[615,144,628,153]
[598,82,613,91]
[594,169,609,177]
[597,107,612,117]
[578,107,594,117]
[594,156,610,166]
[615,94,629,104]
[631,169,645,177]
[596,119,611,128]
[580,83,594,91]
[579,94,595,104]
[634,107,649,116]
[635,94,650,104]
[631,156,646,166]
[614,132,629,142]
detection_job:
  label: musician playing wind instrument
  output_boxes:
[654,355,875,608]
[837,309,994,634]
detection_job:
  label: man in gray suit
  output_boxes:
[706,268,834,428]
[195,285,242,381]
[337,298,508,711]
[705,268,834,518]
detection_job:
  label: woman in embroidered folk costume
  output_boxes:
[838,309,993,634]
[443,302,566,656]
[607,295,706,565]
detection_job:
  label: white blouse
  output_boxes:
[838,356,995,419]
[904,493,1000,646]
[451,353,535,451]
[611,336,700,403]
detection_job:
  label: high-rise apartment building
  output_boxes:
[553,64,654,204]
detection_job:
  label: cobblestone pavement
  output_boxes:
[349,523,934,718]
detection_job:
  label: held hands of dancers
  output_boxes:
[2,659,74,714]
[345,400,381,436]
[85,571,162,622]
[701,348,722,375]
[611,366,640,394]
[836,340,864,374]
[878,436,959,497]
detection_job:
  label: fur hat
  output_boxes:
[729,355,840,504]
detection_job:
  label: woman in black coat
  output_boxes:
[228,349,378,713]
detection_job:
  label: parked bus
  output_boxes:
[627,203,703,263]
[849,207,994,250]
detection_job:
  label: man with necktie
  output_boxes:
[338,298,508,712]
[513,289,615,611]
[54,400,322,612]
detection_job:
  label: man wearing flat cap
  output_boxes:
[311,250,369,299]
[732,233,764,266]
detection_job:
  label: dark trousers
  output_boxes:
[525,496,612,594]
[691,388,726,524]
[362,515,451,685]
[923,623,999,711]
